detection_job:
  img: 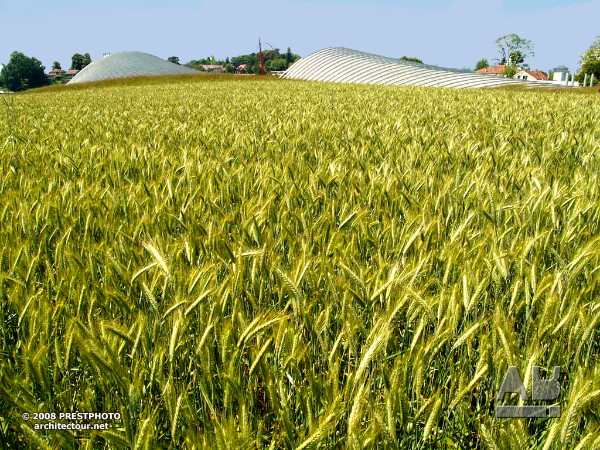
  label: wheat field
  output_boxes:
[1,76,600,448]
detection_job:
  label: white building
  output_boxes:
[283,48,525,89]
[552,66,569,82]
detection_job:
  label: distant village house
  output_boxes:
[515,70,549,81]
[200,65,224,73]
[65,69,80,80]
[48,68,66,78]
[475,65,506,76]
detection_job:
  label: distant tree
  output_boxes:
[576,60,600,85]
[224,63,234,74]
[494,34,534,67]
[580,35,600,66]
[576,35,600,85]
[502,65,518,78]
[509,51,525,67]
[224,48,299,73]
[474,58,489,71]
[265,58,287,71]
[400,56,424,64]
[71,53,92,70]
[460,67,472,73]
[52,61,61,70]
[0,51,49,91]
[168,56,180,65]
[225,57,230,64]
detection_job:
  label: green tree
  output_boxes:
[265,58,287,71]
[400,56,423,64]
[70,53,91,70]
[502,65,518,78]
[226,48,299,73]
[0,51,49,91]
[576,35,600,85]
[71,54,85,70]
[168,56,180,65]
[52,61,61,70]
[509,51,525,67]
[474,58,489,71]
[494,34,534,67]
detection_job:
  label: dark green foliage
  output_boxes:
[509,51,525,67]
[0,51,48,91]
[400,56,424,64]
[576,60,600,85]
[576,36,600,85]
[475,58,489,71]
[265,58,287,71]
[71,53,92,70]
[502,65,518,78]
[187,48,300,74]
[167,56,180,65]
[186,56,219,70]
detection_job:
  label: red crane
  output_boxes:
[258,38,274,75]
[259,38,264,76]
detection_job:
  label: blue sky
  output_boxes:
[1,0,598,73]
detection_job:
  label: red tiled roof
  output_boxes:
[67,69,79,74]
[524,70,549,81]
[475,65,506,75]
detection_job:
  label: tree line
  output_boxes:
[0,52,94,91]
[2,39,599,92]
[181,47,301,74]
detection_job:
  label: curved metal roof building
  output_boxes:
[282,47,526,89]
[68,52,198,84]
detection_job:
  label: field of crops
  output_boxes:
[1,75,600,448]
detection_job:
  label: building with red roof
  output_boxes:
[475,65,506,75]
[515,70,549,81]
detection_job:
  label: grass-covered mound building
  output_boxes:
[68,51,198,84]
